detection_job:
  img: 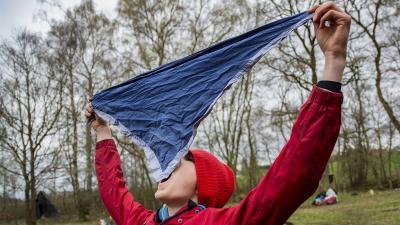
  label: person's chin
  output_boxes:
[154,189,167,201]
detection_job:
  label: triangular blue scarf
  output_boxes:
[91,12,312,182]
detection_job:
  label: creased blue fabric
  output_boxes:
[91,11,312,181]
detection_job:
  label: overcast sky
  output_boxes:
[0,0,118,39]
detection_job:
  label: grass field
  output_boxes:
[3,190,400,225]
[288,189,400,225]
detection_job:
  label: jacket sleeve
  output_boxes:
[207,86,343,225]
[95,139,154,225]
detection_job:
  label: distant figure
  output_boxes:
[312,188,338,206]
[107,216,116,225]
[324,188,339,204]
[36,191,59,219]
[100,216,116,225]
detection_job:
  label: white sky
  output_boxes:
[0,0,118,39]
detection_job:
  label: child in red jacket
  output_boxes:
[85,2,351,225]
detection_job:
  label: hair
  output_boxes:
[184,152,194,162]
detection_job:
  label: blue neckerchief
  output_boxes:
[158,204,169,222]
[91,12,313,182]
[157,201,206,222]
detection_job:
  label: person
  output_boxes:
[324,188,338,204]
[312,188,338,206]
[85,2,351,225]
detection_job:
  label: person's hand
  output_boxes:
[85,99,112,141]
[309,2,351,60]
[309,2,351,83]
[85,100,108,130]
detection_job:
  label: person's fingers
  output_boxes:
[85,102,93,110]
[320,10,351,29]
[319,10,337,29]
[85,111,92,118]
[312,21,319,36]
[313,1,342,22]
[308,4,319,13]
[85,98,93,108]
[85,104,93,114]
[322,1,343,12]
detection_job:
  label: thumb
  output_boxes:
[313,19,320,34]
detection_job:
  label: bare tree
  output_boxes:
[117,0,186,68]
[45,1,117,220]
[0,30,63,225]
[347,59,371,188]
[345,0,400,134]
[70,0,116,194]
[265,0,320,91]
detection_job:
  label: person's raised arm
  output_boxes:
[206,2,351,225]
[311,1,351,83]
[85,102,154,225]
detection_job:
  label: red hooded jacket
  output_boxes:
[95,86,342,225]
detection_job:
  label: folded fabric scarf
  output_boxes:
[91,11,313,182]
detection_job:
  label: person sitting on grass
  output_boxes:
[85,2,351,225]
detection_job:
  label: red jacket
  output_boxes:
[95,86,342,225]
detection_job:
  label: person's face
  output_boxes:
[154,157,197,205]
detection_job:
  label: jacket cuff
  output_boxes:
[317,80,342,93]
[96,139,116,149]
[309,85,343,106]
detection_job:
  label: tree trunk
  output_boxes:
[85,125,93,192]
[2,173,6,212]
[67,67,86,220]
[85,77,94,193]
[348,1,400,135]
[374,46,400,135]
[29,147,37,225]
[387,124,394,189]
[24,181,31,225]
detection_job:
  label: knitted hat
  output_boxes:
[189,149,235,208]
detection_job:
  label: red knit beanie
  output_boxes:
[189,149,235,208]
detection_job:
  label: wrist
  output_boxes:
[324,52,346,63]
[322,55,346,83]
[95,125,112,142]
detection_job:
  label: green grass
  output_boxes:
[0,218,99,225]
[288,190,400,225]
[37,220,97,225]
